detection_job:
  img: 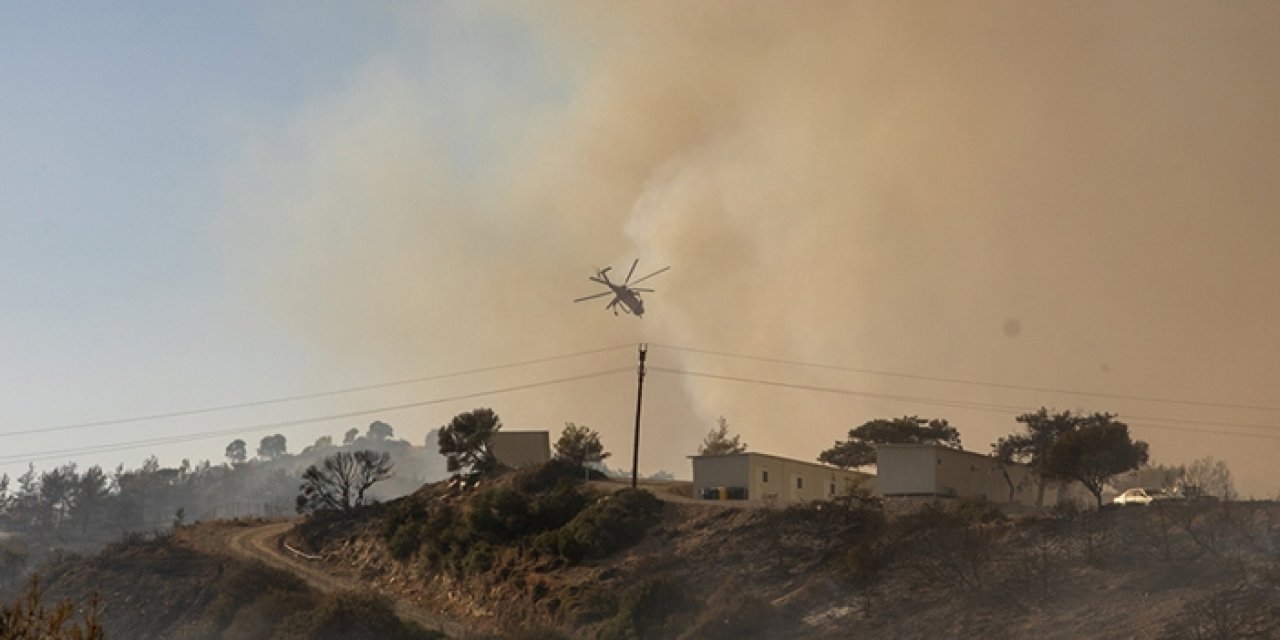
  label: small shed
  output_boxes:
[490,431,551,469]
[690,452,874,504]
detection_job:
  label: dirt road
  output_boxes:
[194,520,477,639]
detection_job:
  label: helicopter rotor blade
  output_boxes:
[574,291,614,303]
[623,259,639,285]
[589,277,610,286]
[627,266,670,286]
[631,287,654,292]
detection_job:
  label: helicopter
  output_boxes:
[574,259,670,317]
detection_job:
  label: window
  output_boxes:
[796,477,804,490]
[829,482,837,496]
[761,469,769,483]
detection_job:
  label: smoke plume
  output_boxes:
[221,2,1280,493]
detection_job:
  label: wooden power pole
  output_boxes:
[631,343,648,488]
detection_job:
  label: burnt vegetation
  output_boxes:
[5,528,441,640]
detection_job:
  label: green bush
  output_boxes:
[513,458,585,494]
[386,522,422,560]
[530,479,590,530]
[469,486,535,542]
[536,488,662,564]
[599,578,690,640]
[469,477,589,544]
[462,541,494,575]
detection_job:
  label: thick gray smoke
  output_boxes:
[221,2,1280,494]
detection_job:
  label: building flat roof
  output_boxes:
[688,451,873,475]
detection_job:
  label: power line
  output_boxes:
[652,353,1280,434]
[651,367,1280,442]
[0,367,632,466]
[0,344,633,439]
[650,343,1280,414]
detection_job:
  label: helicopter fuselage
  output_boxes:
[574,261,668,318]
[609,284,645,316]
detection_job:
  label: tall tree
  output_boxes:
[1043,415,1148,507]
[225,439,247,465]
[993,408,1079,506]
[555,423,611,468]
[343,428,359,445]
[698,416,747,456]
[38,465,77,533]
[997,408,1148,508]
[437,408,502,477]
[366,421,394,441]
[296,450,394,513]
[819,416,960,469]
[71,465,111,534]
[1179,456,1236,500]
[10,465,39,532]
[257,434,288,461]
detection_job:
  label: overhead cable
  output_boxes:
[0,344,633,439]
[650,367,1280,442]
[650,343,1280,414]
[0,367,632,466]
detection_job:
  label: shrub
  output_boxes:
[513,458,585,494]
[679,580,778,639]
[564,587,618,625]
[599,578,691,640]
[277,591,444,640]
[469,477,589,544]
[469,486,535,542]
[0,574,104,640]
[536,488,662,563]
[462,541,494,575]
[387,522,423,560]
[529,480,590,531]
[891,502,999,593]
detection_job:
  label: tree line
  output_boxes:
[0,420,449,584]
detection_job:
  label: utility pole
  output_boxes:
[631,343,648,488]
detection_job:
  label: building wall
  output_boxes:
[874,446,938,496]
[490,431,550,469]
[690,454,750,499]
[934,446,995,499]
[876,443,1092,508]
[692,453,872,504]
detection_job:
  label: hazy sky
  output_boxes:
[4,2,1279,496]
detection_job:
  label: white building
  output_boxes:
[875,443,1090,508]
[490,431,551,469]
[690,452,874,504]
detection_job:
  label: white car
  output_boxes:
[1111,487,1173,506]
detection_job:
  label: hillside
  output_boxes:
[282,462,1280,639]
[11,525,441,640]
[19,461,1280,639]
